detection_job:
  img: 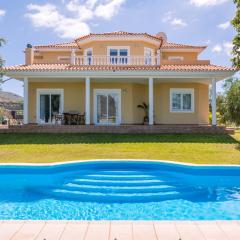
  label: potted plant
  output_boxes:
[137,102,149,124]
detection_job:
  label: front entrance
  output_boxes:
[37,89,64,124]
[94,89,121,125]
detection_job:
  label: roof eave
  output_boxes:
[4,69,237,81]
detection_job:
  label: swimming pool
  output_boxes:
[0,160,240,220]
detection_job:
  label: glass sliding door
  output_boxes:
[97,94,108,124]
[95,89,121,125]
[51,94,60,120]
[108,93,118,124]
[38,90,63,124]
[40,94,50,123]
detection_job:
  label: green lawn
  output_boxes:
[0,131,239,164]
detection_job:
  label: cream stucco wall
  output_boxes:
[28,81,85,123]
[162,52,198,61]
[154,83,209,124]
[31,40,202,64]
[81,40,157,56]
[28,81,209,125]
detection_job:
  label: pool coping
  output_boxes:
[1,220,240,240]
[0,159,240,167]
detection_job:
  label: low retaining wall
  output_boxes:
[0,124,235,134]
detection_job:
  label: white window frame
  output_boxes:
[168,56,184,61]
[93,89,121,125]
[170,88,194,113]
[107,46,130,65]
[84,48,93,56]
[84,48,93,65]
[144,47,154,65]
[36,89,64,124]
[107,46,130,57]
[144,47,154,57]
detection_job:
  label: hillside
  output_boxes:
[0,90,23,103]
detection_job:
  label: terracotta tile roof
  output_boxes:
[4,64,236,72]
[33,31,205,50]
[34,42,78,49]
[162,42,206,49]
[75,31,162,42]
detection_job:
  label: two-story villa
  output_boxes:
[4,31,236,131]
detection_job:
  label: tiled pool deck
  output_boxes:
[0,220,240,240]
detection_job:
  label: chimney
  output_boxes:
[156,32,167,44]
[25,44,34,65]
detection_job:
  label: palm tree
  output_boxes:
[137,102,149,124]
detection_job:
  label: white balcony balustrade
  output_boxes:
[74,56,160,66]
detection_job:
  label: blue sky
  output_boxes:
[0,0,236,96]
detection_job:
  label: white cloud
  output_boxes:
[205,39,211,44]
[218,21,230,30]
[25,0,126,39]
[223,41,233,56]
[171,18,187,27]
[95,0,126,20]
[66,1,94,21]
[212,44,223,53]
[26,4,61,29]
[162,11,173,23]
[190,0,230,7]
[162,11,187,28]
[212,41,233,56]
[0,9,6,17]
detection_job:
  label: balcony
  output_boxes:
[33,55,210,66]
[74,56,160,66]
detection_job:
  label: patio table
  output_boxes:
[63,112,85,125]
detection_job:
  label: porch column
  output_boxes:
[23,77,28,124]
[149,77,154,125]
[211,78,217,126]
[85,77,90,125]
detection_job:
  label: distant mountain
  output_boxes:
[0,90,23,103]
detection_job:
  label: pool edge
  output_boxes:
[0,159,239,168]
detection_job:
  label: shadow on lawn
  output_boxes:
[0,133,239,145]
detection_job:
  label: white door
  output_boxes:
[144,47,153,65]
[94,89,121,125]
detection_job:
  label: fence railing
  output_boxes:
[74,56,160,66]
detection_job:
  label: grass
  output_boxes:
[0,131,239,164]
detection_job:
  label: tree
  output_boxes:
[0,38,6,89]
[231,0,240,68]
[224,78,240,126]
[216,94,228,124]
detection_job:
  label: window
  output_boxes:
[84,48,93,65]
[170,89,194,112]
[107,46,129,64]
[144,47,154,65]
[58,56,71,63]
[168,56,184,61]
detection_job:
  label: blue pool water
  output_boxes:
[0,161,240,220]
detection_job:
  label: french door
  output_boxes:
[37,89,63,124]
[94,89,121,125]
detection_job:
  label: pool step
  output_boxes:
[69,178,179,187]
[42,187,208,203]
[35,168,210,203]
[62,183,177,193]
[83,174,155,180]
